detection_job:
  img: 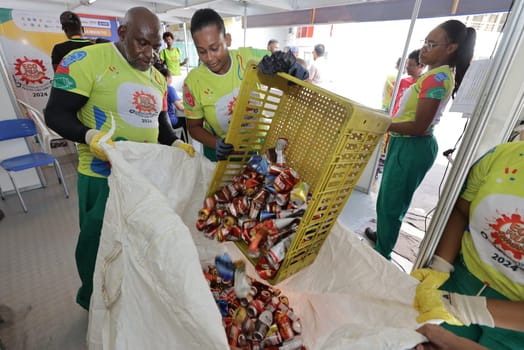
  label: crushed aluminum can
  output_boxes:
[247,298,265,318]
[248,202,261,220]
[289,181,309,208]
[203,196,216,209]
[242,317,255,336]
[260,211,277,221]
[247,155,269,176]
[252,188,269,206]
[275,192,289,207]
[253,309,273,341]
[195,220,207,231]
[226,183,239,198]
[228,321,241,347]
[275,138,289,167]
[276,312,294,340]
[227,225,242,241]
[259,289,272,303]
[273,172,294,193]
[267,234,294,270]
[244,178,261,197]
[263,330,283,346]
[234,196,250,216]
[198,207,211,221]
[204,225,218,239]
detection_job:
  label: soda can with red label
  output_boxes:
[227,183,239,198]
[228,321,241,346]
[247,299,265,318]
[198,208,211,221]
[203,196,216,210]
[195,220,207,231]
[276,312,294,340]
[263,330,283,346]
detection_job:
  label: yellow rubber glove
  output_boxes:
[85,129,114,161]
[172,139,195,157]
[411,268,463,326]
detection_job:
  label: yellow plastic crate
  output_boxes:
[207,62,391,284]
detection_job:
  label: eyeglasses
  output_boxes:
[421,39,449,50]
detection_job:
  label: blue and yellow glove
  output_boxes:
[172,139,195,157]
[216,138,234,160]
[85,129,114,161]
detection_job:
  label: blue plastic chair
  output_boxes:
[0,118,69,212]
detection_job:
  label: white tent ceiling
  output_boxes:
[0,0,513,26]
[0,0,374,24]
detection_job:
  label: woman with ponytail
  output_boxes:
[51,11,93,70]
[366,20,477,261]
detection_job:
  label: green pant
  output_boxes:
[75,173,110,310]
[440,256,524,349]
[375,135,437,259]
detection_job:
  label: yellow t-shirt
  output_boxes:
[160,46,182,76]
[392,65,453,136]
[53,43,166,178]
[460,142,524,300]
[183,48,268,138]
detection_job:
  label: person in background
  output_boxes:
[183,8,270,162]
[375,49,426,179]
[382,57,401,112]
[160,31,187,76]
[267,39,280,53]
[45,6,194,310]
[225,32,232,48]
[391,49,426,117]
[184,9,308,162]
[288,45,299,57]
[94,37,111,44]
[307,43,327,86]
[156,63,186,136]
[51,11,92,71]
[365,20,476,261]
[411,141,524,349]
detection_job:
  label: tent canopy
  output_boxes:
[0,0,512,25]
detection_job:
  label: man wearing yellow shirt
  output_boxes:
[160,31,187,76]
[45,7,193,310]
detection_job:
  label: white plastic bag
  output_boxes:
[88,142,228,350]
[87,141,427,350]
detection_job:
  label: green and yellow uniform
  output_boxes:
[183,48,267,160]
[160,46,183,76]
[53,43,166,308]
[441,141,524,348]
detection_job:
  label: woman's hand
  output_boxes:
[415,324,488,350]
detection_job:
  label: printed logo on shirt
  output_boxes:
[184,83,195,107]
[61,51,87,68]
[133,90,157,113]
[52,73,76,90]
[489,212,524,261]
[434,71,449,83]
[471,194,524,284]
[117,82,161,128]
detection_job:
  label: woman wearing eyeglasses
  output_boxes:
[367,20,476,260]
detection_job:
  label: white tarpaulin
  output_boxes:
[87,141,428,350]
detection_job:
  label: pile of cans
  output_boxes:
[205,254,305,350]
[196,138,310,280]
